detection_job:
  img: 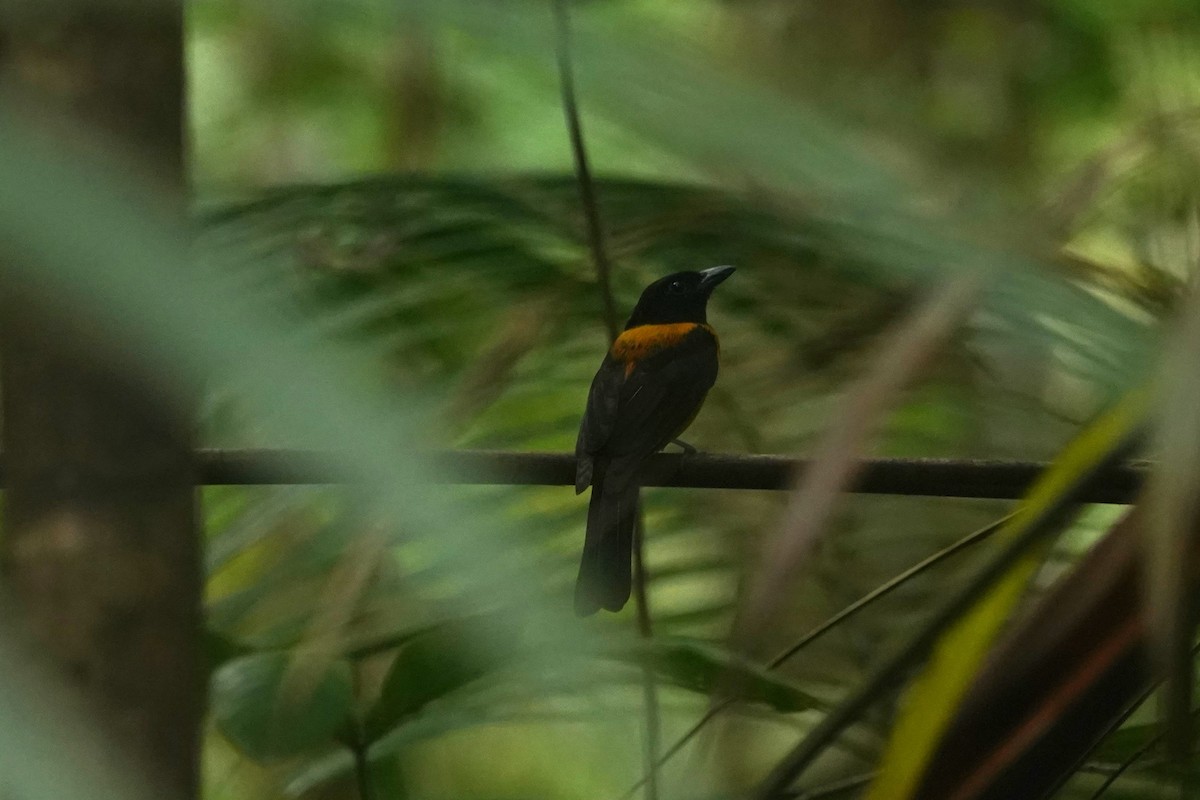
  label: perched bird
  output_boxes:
[574,266,735,616]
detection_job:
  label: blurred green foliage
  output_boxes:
[180,0,1200,798]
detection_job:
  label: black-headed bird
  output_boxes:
[574,266,735,615]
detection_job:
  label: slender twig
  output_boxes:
[788,771,876,799]
[1086,727,1162,799]
[764,513,1010,669]
[348,738,374,800]
[618,514,1009,800]
[553,3,658,799]
[633,514,661,800]
[346,658,377,800]
[553,0,618,340]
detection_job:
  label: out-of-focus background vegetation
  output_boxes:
[4,0,1200,799]
[185,1,1195,797]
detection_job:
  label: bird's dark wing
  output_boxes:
[575,357,624,493]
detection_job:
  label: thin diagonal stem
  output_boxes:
[633,514,660,800]
[553,0,618,340]
[553,4,657,800]
[351,740,375,800]
[1087,727,1163,799]
[765,514,1010,669]
[790,771,875,799]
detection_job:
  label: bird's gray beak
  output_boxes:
[698,265,735,290]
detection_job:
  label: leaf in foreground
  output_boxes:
[865,391,1148,799]
[212,651,354,762]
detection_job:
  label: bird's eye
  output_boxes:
[668,280,685,294]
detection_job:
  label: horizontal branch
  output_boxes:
[191,449,1145,504]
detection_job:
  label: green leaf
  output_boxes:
[376,1,1153,395]
[363,621,512,742]
[212,651,354,762]
[286,706,600,797]
[622,637,825,713]
[204,628,251,674]
[1091,721,1158,763]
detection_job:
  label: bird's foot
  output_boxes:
[671,438,698,455]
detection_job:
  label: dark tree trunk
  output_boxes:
[0,2,202,797]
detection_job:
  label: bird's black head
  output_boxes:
[623,266,735,328]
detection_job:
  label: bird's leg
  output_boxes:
[671,438,697,455]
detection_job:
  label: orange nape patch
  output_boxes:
[610,323,715,376]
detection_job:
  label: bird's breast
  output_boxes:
[610,323,718,377]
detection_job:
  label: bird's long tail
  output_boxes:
[575,466,639,616]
